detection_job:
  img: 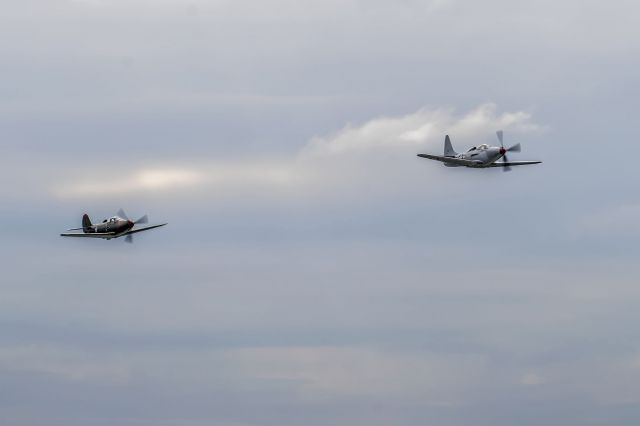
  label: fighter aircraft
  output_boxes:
[417,131,542,171]
[60,209,167,242]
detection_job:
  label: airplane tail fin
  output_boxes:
[82,214,92,233]
[444,135,457,157]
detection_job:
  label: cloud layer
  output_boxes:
[50,103,541,200]
[2,1,640,425]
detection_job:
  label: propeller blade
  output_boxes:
[134,215,148,224]
[125,234,133,243]
[497,131,515,171]
[117,209,129,221]
[502,153,512,172]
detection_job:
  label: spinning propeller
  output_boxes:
[117,209,148,243]
[496,130,521,172]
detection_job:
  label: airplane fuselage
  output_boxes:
[444,144,504,167]
[86,216,134,237]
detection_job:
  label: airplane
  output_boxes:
[417,130,542,171]
[60,209,167,243]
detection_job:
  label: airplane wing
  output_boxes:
[417,154,482,167]
[60,232,116,238]
[487,161,542,167]
[122,223,168,236]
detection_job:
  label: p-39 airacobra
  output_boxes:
[60,209,167,243]
[417,131,542,171]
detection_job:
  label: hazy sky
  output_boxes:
[2,1,640,425]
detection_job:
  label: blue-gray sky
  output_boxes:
[2,0,640,425]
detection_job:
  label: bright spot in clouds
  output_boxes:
[53,168,203,198]
[521,373,544,386]
[135,169,202,190]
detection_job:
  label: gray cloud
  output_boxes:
[1,0,640,425]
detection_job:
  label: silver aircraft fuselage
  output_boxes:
[443,144,504,167]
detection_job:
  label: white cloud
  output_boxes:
[51,162,299,199]
[301,103,540,158]
[50,104,542,200]
[52,168,204,198]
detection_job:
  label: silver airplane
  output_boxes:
[417,130,542,171]
[61,209,167,243]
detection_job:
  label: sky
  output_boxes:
[1,0,640,425]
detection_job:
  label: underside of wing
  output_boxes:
[60,232,116,238]
[487,161,542,167]
[417,154,481,167]
[122,223,168,236]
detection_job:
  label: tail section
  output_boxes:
[82,214,92,233]
[444,135,457,157]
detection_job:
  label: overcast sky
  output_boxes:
[2,0,640,425]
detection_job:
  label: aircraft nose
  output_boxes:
[499,147,506,155]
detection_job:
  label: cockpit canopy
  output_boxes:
[467,144,489,152]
